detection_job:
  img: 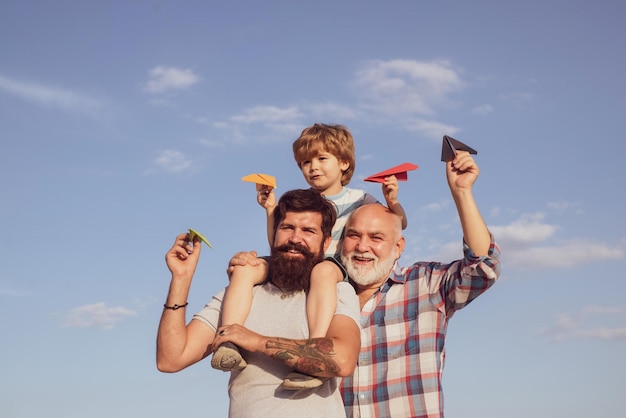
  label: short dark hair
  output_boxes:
[273,189,337,241]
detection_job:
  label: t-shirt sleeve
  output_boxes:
[335,282,360,327]
[191,288,226,331]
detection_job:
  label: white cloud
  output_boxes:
[490,212,623,268]
[540,305,626,342]
[352,59,464,116]
[143,66,200,93]
[153,149,194,173]
[203,59,467,144]
[547,200,583,214]
[472,104,493,115]
[0,73,103,113]
[504,240,623,268]
[65,302,137,330]
[210,105,306,144]
[230,105,302,124]
[490,212,559,246]
[404,118,458,141]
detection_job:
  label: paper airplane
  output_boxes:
[189,228,213,248]
[441,135,478,162]
[242,173,277,191]
[364,163,419,183]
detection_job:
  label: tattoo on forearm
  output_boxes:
[267,338,340,376]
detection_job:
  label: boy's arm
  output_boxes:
[257,185,277,246]
[382,176,408,229]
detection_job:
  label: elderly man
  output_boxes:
[157,189,360,417]
[338,149,501,417]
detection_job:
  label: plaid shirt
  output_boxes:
[341,236,501,418]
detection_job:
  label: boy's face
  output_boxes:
[299,151,349,195]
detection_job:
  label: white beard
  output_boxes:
[341,250,395,286]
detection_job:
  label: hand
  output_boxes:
[212,324,264,353]
[382,175,399,205]
[257,186,277,211]
[229,261,269,286]
[165,232,202,280]
[226,251,265,278]
[446,151,479,192]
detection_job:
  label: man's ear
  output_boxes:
[322,236,332,253]
[394,236,406,261]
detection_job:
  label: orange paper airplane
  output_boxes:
[441,135,478,162]
[242,173,277,190]
[364,163,419,183]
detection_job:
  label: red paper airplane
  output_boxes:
[441,135,478,162]
[364,163,419,183]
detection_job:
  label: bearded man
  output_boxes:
[156,189,360,418]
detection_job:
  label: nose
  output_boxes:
[288,229,304,244]
[354,237,369,253]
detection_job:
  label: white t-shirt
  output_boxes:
[193,281,360,418]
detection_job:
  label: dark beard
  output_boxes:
[268,243,324,295]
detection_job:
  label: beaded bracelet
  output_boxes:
[163,302,188,310]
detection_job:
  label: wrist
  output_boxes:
[163,302,188,310]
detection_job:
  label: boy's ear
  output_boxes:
[340,160,350,172]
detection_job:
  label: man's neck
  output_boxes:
[354,281,384,310]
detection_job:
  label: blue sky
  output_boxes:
[1,1,625,417]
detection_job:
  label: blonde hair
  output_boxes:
[292,123,356,186]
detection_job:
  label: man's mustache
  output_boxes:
[274,243,312,256]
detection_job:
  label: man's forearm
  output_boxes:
[452,189,490,256]
[156,276,193,372]
[265,337,342,377]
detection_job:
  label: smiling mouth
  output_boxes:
[353,255,375,263]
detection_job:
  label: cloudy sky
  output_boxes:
[1,1,625,417]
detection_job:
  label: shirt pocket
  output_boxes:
[368,305,419,361]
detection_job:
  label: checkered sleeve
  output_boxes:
[430,233,501,318]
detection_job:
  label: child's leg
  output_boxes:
[283,260,344,390]
[221,274,256,327]
[212,264,266,371]
[306,260,344,337]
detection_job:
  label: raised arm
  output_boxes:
[156,233,216,372]
[257,185,277,247]
[446,151,490,256]
[382,175,408,230]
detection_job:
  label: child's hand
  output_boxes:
[381,175,408,230]
[257,185,277,211]
[227,251,265,279]
[382,175,399,205]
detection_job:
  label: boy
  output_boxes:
[213,124,407,389]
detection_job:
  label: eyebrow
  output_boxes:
[345,228,385,237]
